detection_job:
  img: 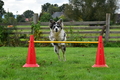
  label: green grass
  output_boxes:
[0,47,120,80]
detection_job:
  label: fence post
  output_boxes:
[33,13,38,24]
[32,13,38,34]
[105,13,110,42]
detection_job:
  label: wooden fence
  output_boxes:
[2,13,120,42]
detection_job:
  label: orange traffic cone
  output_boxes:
[92,36,108,67]
[23,35,39,67]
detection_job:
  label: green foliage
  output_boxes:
[41,3,68,22]
[31,21,41,40]
[66,26,97,47]
[104,42,120,47]
[31,22,51,46]
[0,0,5,16]
[42,3,51,12]
[64,4,75,21]
[0,11,22,46]
[23,10,34,18]
[0,25,14,46]
[48,5,60,15]
[0,25,6,46]
[2,12,17,25]
[17,15,25,22]
[42,3,61,15]
[3,17,17,25]
[59,4,67,12]
[59,15,69,21]
[53,17,59,21]
[66,0,118,21]
[53,15,69,22]
[4,12,14,18]
[40,12,52,22]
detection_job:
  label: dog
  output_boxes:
[49,19,66,61]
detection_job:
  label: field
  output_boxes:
[0,47,120,80]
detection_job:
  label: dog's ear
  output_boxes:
[49,19,55,29]
[57,19,63,24]
[50,19,54,23]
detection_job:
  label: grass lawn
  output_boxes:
[0,47,120,80]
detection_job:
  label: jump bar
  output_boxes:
[29,41,98,44]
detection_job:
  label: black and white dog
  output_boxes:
[49,19,66,61]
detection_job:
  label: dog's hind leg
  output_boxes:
[54,45,60,61]
[61,45,66,61]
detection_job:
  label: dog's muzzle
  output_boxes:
[55,28,58,32]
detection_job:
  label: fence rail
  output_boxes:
[0,21,106,26]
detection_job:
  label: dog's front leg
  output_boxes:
[61,45,66,61]
[49,36,55,46]
[54,45,60,61]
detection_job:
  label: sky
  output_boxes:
[3,0,69,15]
[2,0,120,15]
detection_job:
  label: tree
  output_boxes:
[48,5,60,14]
[65,0,118,21]
[3,12,16,24]
[41,3,70,21]
[64,4,75,20]
[59,15,69,21]
[4,12,14,18]
[59,4,68,12]
[42,3,51,12]
[42,3,61,15]
[0,0,5,22]
[23,10,34,18]
[17,15,25,22]
[40,12,52,22]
